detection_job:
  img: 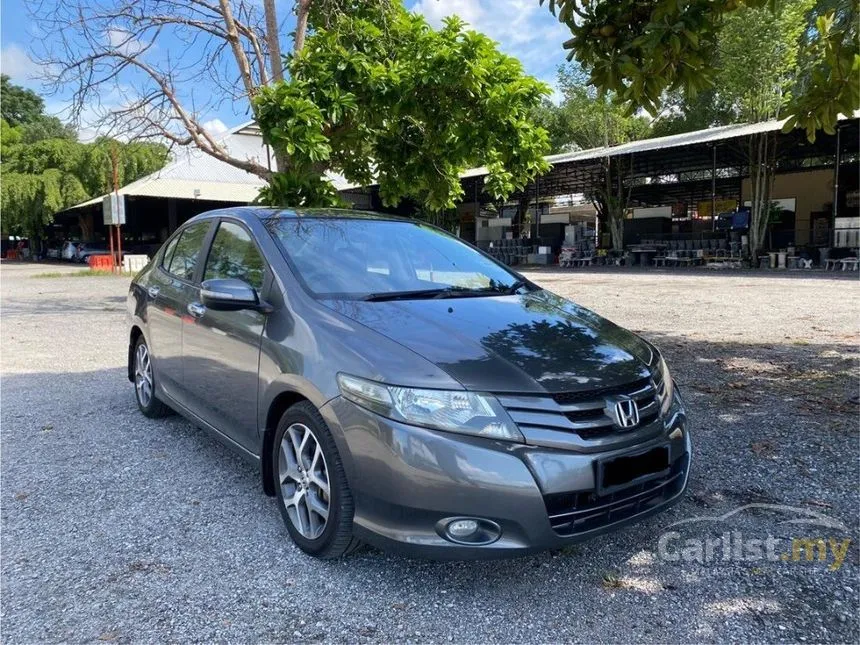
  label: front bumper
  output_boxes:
[319,391,691,560]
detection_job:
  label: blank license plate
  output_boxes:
[598,446,670,494]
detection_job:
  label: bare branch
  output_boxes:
[264,0,283,81]
[30,0,281,181]
[217,0,258,99]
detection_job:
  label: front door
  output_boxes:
[182,219,268,453]
[147,221,212,404]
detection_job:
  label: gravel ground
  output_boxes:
[2,262,858,643]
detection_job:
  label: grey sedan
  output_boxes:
[127,207,690,559]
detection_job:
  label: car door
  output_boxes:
[181,218,269,453]
[146,221,213,405]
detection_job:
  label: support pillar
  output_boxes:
[832,125,842,245]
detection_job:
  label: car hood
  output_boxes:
[322,290,655,394]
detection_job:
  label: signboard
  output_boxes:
[631,206,672,219]
[541,212,572,224]
[102,194,126,226]
[697,199,737,219]
[742,197,796,213]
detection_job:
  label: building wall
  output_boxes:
[741,168,834,246]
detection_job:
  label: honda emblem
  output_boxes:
[613,398,640,429]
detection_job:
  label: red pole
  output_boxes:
[115,225,123,272]
[108,224,116,273]
[110,143,121,273]
[116,224,123,272]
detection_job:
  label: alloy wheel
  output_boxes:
[278,423,330,539]
[135,343,153,407]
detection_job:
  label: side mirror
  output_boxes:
[200,278,260,311]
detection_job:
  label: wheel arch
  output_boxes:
[128,325,144,382]
[261,390,312,496]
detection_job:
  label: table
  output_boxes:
[626,248,658,267]
[824,258,841,271]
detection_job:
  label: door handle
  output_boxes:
[187,302,207,318]
[147,286,160,299]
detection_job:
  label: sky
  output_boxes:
[0,0,570,140]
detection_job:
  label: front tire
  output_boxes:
[133,335,170,418]
[273,401,359,558]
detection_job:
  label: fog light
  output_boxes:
[447,519,479,539]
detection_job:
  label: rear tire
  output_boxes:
[133,335,170,418]
[273,401,360,558]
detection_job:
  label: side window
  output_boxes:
[166,222,210,281]
[203,221,265,290]
[160,235,179,270]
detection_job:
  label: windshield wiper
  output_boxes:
[362,288,452,302]
[362,286,504,302]
[504,279,527,294]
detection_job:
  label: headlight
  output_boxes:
[337,374,524,443]
[656,356,675,415]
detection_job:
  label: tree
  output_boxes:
[253,4,551,210]
[35,1,548,209]
[1,119,23,148]
[34,0,391,183]
[0,77,77,144]
[540,0,859,141]
[650,89,736,137]
[529,63,650,250]
[715,0,816,256]
[20,115,78,143]
[535,64,650,153]
[0,75,45,126]
[1,138,168,238]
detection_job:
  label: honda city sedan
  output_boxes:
[127,207,690,559]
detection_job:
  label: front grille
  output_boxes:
[496,375,661,442]
[544,454,688,536]
[552,377,652,405]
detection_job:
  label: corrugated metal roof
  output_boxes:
[460,111,860,179]
[67,121,355,210]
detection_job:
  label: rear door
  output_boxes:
[181,218,269,452]
[146,220,213,405]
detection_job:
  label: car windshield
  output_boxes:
[266,217,525,300]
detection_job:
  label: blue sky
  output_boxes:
[1,0,570,139]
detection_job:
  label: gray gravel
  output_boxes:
[2,261,858,643]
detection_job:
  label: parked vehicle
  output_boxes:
[75,242,118,264]
[127,208,690,559]
[61,241,79,261]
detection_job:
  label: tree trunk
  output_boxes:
[78,213,93,241]
[605,156,626,252]
[747,131,775,260]
[294,0,312,52]
[608,212,624,252]
[264,0,284,82]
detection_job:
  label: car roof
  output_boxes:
[188,206,412,225]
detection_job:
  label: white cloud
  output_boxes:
[413,0,483,26]
[410,0,570,77]
[202,118,230,138]
[107,29,145,56]
[1,43,41,83]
